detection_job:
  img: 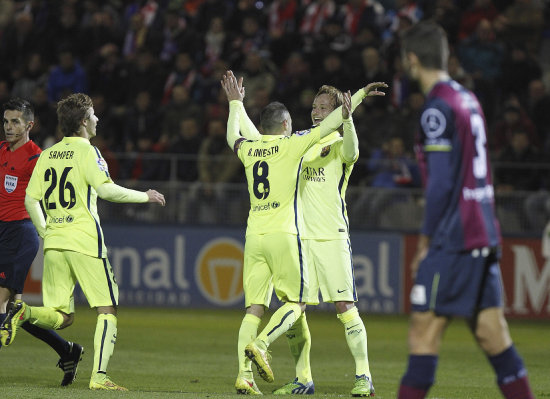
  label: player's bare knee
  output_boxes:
[335,301,355,314]
[247,304,265,318]
[59,312,74,329]
[96,305,117,316]
[474,315,512,355]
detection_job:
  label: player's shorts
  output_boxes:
[243,232,313,307]
[410,246,502,318]
[42,249,119,314]
[304,238,357,303]
[0,220,39,294]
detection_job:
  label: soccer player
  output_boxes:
[0,98,83,386]
[397,21,535,399]
[273,83,386,397]
[0,93,166,391]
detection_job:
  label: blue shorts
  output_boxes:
[410,246,502,318]
[0,220,39,294]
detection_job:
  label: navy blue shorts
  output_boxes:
[410,246,502,318]
[0,219,39,294]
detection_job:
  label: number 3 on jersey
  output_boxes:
[44,166,76,209]
[253,160,270,199]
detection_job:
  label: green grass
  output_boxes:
[0,307,548,398]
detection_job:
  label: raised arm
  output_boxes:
[318,81,388,139]
[341,91,359,162]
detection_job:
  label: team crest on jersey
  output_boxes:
[320,145,331,157]
[295,129,311,136]
[4,174,17,193]
[96,157,109,172]
[421,108,446,139]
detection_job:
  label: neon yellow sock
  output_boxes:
[92,314,118,375]
[286,312,312,383]
[337,307,371,379]
[238,313,261,379]
[257,302,302,348]
[27,306,64,329]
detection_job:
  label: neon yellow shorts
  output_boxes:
[304,239,356,303]
[243,232,315,307]
[42,249,119,314]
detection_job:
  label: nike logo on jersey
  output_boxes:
[346,323,360,331]
[337,289,347,293]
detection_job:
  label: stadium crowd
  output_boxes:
[0,0,549,190]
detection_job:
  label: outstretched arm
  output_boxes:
[318,82,388,139]
[96,183,165,205]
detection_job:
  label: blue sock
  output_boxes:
[0,313,5,348]
[401,354,438,390]
[21,321,69,357]
[488,345,526,385]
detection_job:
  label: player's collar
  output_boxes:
[62,136,90,144]
[261,134,285,142]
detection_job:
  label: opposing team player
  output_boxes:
[0,93,165,391]
[397,21,535,399]
[0,98,83,386]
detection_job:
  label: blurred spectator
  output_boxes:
[267,0,300,66]
[495,130,541,193]
[47,47,88,102]
[227,13,269,70]
[161,51,202,104]
[126,48,165,104]
[239,51,276,110]
[313,14,353,57]
[160,84,202,146]
[312,50,353,92]
[448,53,474,90]
[91,92,121,151]
[171,117,203,182]
[201,16,229,75]
[339,0,386,38]
[277,51,312,108]
[491,98,538,155]
[499,42,542,103]
[431,0,459,46]
[159,8,200,64]
[188,118,243,223]
[299,0,336,39]
[88,43,130,107]
[351,136,421,226]
[30,86,57,144]
[11,52,48,101]
[458,0,499,41]
[501,0,544,55]
[123,90,162,153]
[77,7,123,65]
[527,79,550,152]
[122,12,162,61]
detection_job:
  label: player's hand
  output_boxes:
[363,82,388,97]
[342,90,351,119]
[221,70,245,102]
[146,189,166,206]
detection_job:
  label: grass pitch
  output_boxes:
[0,307,547,398]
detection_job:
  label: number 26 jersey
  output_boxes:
[237,129,320,236]
[26,136,113,258]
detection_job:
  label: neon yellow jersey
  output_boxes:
[299,132,356,239]
[26,136,113,258]
[237,128,320,236]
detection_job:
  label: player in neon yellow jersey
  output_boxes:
[0,93,165,391]
[222,70,386,395]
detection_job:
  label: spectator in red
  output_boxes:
[458,0,499,41]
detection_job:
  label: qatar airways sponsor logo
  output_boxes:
[462,184,494,202]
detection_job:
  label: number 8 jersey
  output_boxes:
[26,136,113,258]
[236,129,320,237]
[416,80,501,251]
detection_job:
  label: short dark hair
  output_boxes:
[3,98,34,122]
[260,102,290,134]
[401,21,449,71]
[57,93,93,136]
[314,85,343,110]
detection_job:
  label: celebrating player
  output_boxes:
[397,21,535,399]
[0,98,84,386]
[273,82,386,397]
[0,93,166,391]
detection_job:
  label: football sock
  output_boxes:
[238,313,261,379]
[0,313,5,348]
[285,312,312,383]
[27,306,64,329]
[257,302,302,348]
[337,307,371,379]
[21,322,68,357]
[398,354,438,399]
[488,345,535,399]
[93,314,117,374]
